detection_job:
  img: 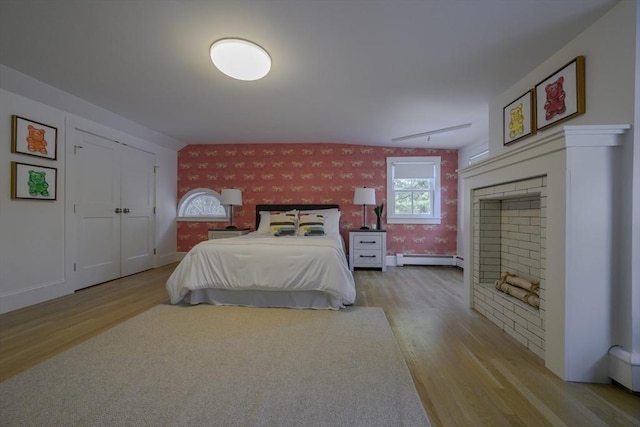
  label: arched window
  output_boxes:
[177,188,228,222]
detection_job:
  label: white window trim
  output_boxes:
[386,156,442,225]
[176,188,229,222]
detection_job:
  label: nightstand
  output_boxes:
[349,229,387,272]
[208,228,251,240]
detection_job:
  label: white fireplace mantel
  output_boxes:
[459,124,631,384]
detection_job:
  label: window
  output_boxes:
[386,156,441,225]
[177,188,228,222]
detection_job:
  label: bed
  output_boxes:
[166,204,356,310]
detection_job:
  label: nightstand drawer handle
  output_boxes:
[359,240,376,244]
[359,255,377,258]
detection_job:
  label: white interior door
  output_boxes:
[120,146,155,276]
[71,129,155,290]
[73,130,121,289]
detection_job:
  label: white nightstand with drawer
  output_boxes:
[208,228,251,240]
[349,230,387,272]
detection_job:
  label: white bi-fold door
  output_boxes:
[70,129,155,290]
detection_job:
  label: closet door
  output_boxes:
[71,129,155,290]
[120,146,155,276]
[73,131,122,289]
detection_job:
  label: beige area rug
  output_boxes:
[0,304,431,426]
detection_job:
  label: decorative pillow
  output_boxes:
[257,210,296,234]
[297,213,325,236]
[270,212,297,236]
[299,209,340,234]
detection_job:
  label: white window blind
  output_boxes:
[392,162,435,179]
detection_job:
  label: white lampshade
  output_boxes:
[353,187,376,205]
[220,188,242,206]
[210,38,271,81]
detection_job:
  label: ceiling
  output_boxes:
[0,0,617,150]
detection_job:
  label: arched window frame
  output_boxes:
[177,188,229,222]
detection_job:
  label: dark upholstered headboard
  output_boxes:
[255,204,340,230]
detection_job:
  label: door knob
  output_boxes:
[123,208,130,214]
[115,208,123,213]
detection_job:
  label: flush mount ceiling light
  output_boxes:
[209,38,271,81]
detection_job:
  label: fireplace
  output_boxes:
[472,179,546,358]
[460,125,630,384]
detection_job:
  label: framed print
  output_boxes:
[503,90,536,146]
[11,162,57,201]
[535,56,585,132]
[11,115,58,160]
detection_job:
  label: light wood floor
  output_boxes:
[1,265,638,426]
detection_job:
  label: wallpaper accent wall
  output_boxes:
[177,143,458,255]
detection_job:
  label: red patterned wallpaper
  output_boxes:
[177,143,458,255]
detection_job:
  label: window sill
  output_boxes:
[387,217,442,225]
[177,217,228,222]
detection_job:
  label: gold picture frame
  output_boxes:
[535,56,586,132]
[11,161,58,201]
[11,115,58,160]
[503,89,536,146]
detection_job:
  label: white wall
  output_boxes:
[0,68,180,314]
[631,0,640,359]
[0,89,68,311]
[456,140,489,260]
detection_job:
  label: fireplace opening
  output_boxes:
[472,177,547,359]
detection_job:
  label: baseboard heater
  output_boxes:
[395,254,457,267]
[608,346,640,392]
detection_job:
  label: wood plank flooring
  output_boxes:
[1,264,638,426]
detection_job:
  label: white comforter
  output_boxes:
[166,233,356,307]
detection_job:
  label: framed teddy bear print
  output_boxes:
[11,162,57,201]
[11,115,58,160]
[535,56,585,132]
[503,89,536,145]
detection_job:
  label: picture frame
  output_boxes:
[11,115,58,160]
[535,56,585,132]
[11,161,57,201]
[503,89,536,146]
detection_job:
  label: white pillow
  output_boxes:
[257,211,271,234]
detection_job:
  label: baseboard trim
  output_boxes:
[0,280,71,315]
[155,252,179,267]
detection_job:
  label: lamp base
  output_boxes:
[225,225,238,230]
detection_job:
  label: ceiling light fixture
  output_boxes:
[210,38,271,81]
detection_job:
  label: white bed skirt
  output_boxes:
[185,289,347,310]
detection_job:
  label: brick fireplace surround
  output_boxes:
[460,125,631,384]
[473,178,546,359]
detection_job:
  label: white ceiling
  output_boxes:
[0,0,617,150]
